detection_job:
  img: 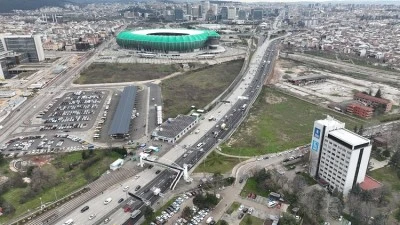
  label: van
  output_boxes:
[63,219,74,225]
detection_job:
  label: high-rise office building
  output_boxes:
[238,10,247,20]
[1,35,44,62]
[192,6,199,17]
[227,6,236,20]
[186,3,192,15]
[309,116,372,195]
[220,6,228,20]
[252,9,263,20]
[211,4,218,16]
[201,1,210,15]
[175,8,184,21]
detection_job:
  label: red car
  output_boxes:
[124,207,131,212]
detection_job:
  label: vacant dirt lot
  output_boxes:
[75,63,182,84]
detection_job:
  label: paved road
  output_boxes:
[50,15,285,225]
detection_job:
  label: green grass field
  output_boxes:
[0,151,120,223]
[226,201,241,214]
[240,177,270,198]
[161,59,244,119]
[239,215,265,225]
[194,151,242,174]
[369,167,400,191]
[221,88,365,156]
[75,63,182,84]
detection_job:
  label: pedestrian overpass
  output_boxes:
[139,153,193,190]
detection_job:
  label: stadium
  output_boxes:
[116,29,220,53]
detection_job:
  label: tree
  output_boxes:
[382,149,391,158]
[219,220,229,225]
[81,151,88,160]
[193,193,219,209]
[375,89,382,98]
[353,125,358,133]
[26,165,36,177]
[371,214,388,225]
[300,188,327,222]
[389,149,400,168]
[279,213,297,225]
[358,124,364,135]
[182,206,192,219]
[292,175,307,194]
[143,205,154,220]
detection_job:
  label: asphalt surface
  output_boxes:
[120,39,281,225]
[146,83,162,135]
[52,17,283,225]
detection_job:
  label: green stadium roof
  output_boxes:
[116,29,220,52]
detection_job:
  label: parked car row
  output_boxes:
[44,115,91,123]
[282,154,304,163]
[61,99,101,105]
[49,109,95,117]
[40,123,88,130]
[150,196,186,225]
[55,104,99,111]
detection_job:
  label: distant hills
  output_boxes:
[0,0,68,13]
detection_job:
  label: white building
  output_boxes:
[309,116,371,196]
[0,35,45,62]
[110,158,124,171]
[227,7,236,20]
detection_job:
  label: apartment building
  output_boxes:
[354,92,392,112]
[309,116,372,196]
[346,103,373,119]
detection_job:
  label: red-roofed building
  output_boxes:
[359,175,382,191]
[354,92,392,112]
[346,103,374,119]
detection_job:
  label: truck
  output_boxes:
[130,209,141,219]
[220,123,227,130]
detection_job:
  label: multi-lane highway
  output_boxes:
[42,17,285,225]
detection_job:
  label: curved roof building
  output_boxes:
[116,29,220,52]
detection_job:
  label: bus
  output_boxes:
[139,53,156,58]
[131,209,141,219]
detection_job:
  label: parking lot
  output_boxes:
[153,190,217,225]
[38,90,107,132]
[0,134,91,157]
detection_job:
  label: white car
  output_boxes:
[89,214,96,220]
[104,198,112,205]
[123,186,129,192]
[134,175,140,179]
[239,204,244,211]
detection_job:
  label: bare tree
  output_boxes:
[31,165,57,191]
[291,175,308,194]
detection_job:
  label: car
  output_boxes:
[242,208,248,213]
[135,185,141,191]
[81,205,89,213]
[118,198,124,203]
[248,208,254,215]
[155,170,161,174]
[239,205,244,211]
[104,198,112,205]
[238,213,244,219]
[134,175,140,179]
[104,218,110,224]
[263,156,269,160]
[144,188,150,193]
[89,214,96,220]
[123,186,129,192]
[148,165,153,169]
[124,207,131,212]
[239,178,244,183]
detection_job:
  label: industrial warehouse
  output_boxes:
[116,29,220,53]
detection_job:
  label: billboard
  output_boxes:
[314,127,320,139]
[312,140,319,152]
